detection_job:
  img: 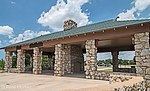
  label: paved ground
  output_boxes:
[0,73,143,91]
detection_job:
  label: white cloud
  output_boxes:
[10,1,16,5]
[38,0,89,32]
[97,52,112,60]
[0,25,13,38]
[0,40,2,46]
[118,8,136,20]
[119,51,135,60]
[118,0,150,20]
[85,51,135,60]
[9,30,50,44]
[134,0,150,11]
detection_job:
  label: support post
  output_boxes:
[29,54,33,70]
[64,45,71,74]
[33,47,42,74]
[133,32,150,90]
[17,49,25,73]
[112,51,119,72]
[85,39,97,79]
[4,51,12,72]
[54,44,74,76]
[54,44,65,76]
[48,55,54,70]
[70,45,84,73]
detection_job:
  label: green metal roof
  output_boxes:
[2,19,150,49]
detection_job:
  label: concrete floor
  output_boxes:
[0,73,143,91]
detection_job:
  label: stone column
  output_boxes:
[71,45,84,72]
[48,55,52,70]
[64,45,71,74]
[4,51,12,72]
[133,32,150,90]
[85,39,97,79]
[112,51,119,72]
[33,47,42,74]
[17,49,25,73]
[29,54,33,70]
[54,44,72,76]
[54,44,65,76]
[48,55,54,70]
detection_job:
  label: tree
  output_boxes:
[97,60,104,65]
[0,59,5,70]
[42,55,49,70]
[12,56,17,68]
[104,59,112,64]
[25,54,31,67]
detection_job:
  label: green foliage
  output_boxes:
[0,59,5,70]
[42,55,49,70]
[0,54,56,70]
[97,60,104,65]
[104,59,112,64]
[98,59,136,66]
[42,55,55,70]
[12,56,17,68]
[25,54,31,67]
[97,59,112,65]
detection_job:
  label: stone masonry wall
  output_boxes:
[17,49,25,73]
[63,45,71,74]
[4,51,12,72]
[85,39,97,79]
[33,47,42,74]
[133,32,150,90]
[54,44,84,76]
[71,45,84,72]
[113,81,145,91]
[54,44,65,76]
[48,55,53,70]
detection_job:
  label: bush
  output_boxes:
[0,59,5,70]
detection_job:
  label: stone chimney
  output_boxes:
[63,20,77,31]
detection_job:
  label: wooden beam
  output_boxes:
[29,42,43,48]
[82,45,134,53]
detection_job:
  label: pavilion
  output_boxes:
[0,18,150,86]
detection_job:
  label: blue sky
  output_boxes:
[0,0,150,60]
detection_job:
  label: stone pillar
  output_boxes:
[48,55,54,70]
[112,51,119,72]
[4,51,12,72]
[85,39,97,79]
[64,45,71,74]
[54,44,73,76]
[54,44,65,76]
[48,55,52,70]
[33,47,42,74]
[29,54,33,70]
[17,49,25,73]
[133,32,150,90]
[71,45,84,73]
